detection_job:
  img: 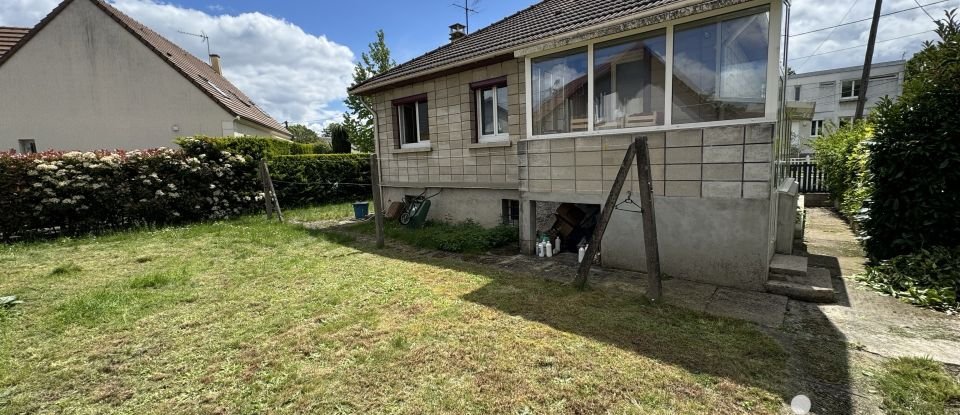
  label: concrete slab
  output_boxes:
[769,254,808,276]
[662,278,717,313]
[706,288,789,328]
[766,267,835,303]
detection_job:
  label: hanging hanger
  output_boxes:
[614,191,643,214]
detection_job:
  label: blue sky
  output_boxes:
[2,0,957,130]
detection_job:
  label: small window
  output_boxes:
[840,80,860,99]
[794,85,801,101]
[18,139,37,154]
[394,96,430,149]
[501,199,520,225]
[531,48,588,135]
[474,82,509,142]
[838,116,853,127]
[810,120,823,136]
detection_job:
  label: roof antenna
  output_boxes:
[451,0,479,34]
[177,30,211,56]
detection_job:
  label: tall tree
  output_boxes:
[343,30,395,153]
[328,122,352,154]
[287,124,320,143]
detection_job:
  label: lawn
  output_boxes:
[0,208,790,414]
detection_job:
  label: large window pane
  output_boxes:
[417,101,430,141]
[594,32,666,129]
[400,103,418,144]
[672,8,770,124]
[496,86,508,135]
[531,48,588,135]
[481,89,495,135]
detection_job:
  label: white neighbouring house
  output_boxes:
[0,0,291,154]
[786,60,905,157]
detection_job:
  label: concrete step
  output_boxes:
[766,267,835,303]
[769,254,808,277]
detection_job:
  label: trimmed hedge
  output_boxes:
[269,154,372,207]
[175,136,330,160]
[811,121,873,221]
[0,148,261,240]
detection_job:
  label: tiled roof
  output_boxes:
[0,27,29,58]
[350,0,677,94]
[0,0,289,136]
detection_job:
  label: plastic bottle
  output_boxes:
[554,236,561,254]
[578,244,587,263]
[545,240,553,257]
[537,241,544,257]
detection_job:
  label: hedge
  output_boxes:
[811,121,873,222]
[0,148,261,241]
[175,136,330,160]
[269,154,372,207]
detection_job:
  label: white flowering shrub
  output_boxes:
[0,146,262,240]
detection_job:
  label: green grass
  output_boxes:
[284,202,361,223]
[352,220,519,253]
[0,212,790,413]
[876,356,960,414]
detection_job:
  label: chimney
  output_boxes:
[209,54,222,75]
[449,23,466,42]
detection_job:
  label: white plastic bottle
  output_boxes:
[554,236,561,254]
[578,244,587,263]
[537,241,544,257]
[545,240,553,257]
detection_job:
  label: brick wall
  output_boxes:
[517,123,774,199]
[372,58,525,188]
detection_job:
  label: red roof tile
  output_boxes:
[0,27,30,58]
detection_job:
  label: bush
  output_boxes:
[175,136,330,160]
[269,154,371,207]
[856,246,959,313]
[811,120,873,220]
[862,12,960,260]
[0,148,261,240]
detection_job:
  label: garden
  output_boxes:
[812,12,960,313]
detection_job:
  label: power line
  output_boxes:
[795,0,861,71]
[789,30,932,60]
[913,0,938,21]
[789,0,952,37]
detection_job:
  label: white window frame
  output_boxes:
[840,79,860,99]
[476,85,510,143]
[523,0,782,140]
[398,101,430,149]
[810,119,823,137]
[18,139,37,154]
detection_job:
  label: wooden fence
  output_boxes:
[789,162,827,193]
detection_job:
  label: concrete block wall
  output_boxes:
[371,58,526,189]
[517,122,775,201]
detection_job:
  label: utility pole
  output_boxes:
[855,0,883,121]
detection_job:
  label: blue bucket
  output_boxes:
[352,202,369,219]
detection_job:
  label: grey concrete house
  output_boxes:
[351,0,803,293]
[787,60,905,156]
[0,0,291,154]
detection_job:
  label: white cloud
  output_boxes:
[0,0,355,133]
[789,0,958,73]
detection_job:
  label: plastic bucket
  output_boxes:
[352,202,369,219]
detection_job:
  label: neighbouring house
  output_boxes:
[0,0,290,154]
[787,60,905,156]
[349,0,802,293]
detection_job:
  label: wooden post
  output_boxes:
[370,153,385,248]
[572,142,638,290]
[634,137,661,302]
[258,159,274,220]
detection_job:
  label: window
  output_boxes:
[594,31,666,129]
[810,120,823,136]
[672,7,770,124]
[18,139,37,154]
[472,78,509,142]
[794,85,801,101]
[841,80,860,99]
[531,48,588,135]
[838,116,853,127]
[393,95,430,149]
[501,199,520,225]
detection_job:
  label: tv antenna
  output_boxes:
[451,0,479,34]
[177,30,211,56]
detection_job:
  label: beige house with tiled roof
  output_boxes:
[0,0,290,154]
[352,0,809,293]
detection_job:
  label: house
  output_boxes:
[787,60,905,156]
[0,0,290,154]
[350,0,799,292]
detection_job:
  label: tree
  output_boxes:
[343,30,395,153]
[861,10,960,260]
[328,122,351,154]
[287,124,321,144]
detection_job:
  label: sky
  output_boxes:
[1,0,957,131]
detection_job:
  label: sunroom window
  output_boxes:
[531,48,588,135]
[594,31,667,129]
[672,7,770,124]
